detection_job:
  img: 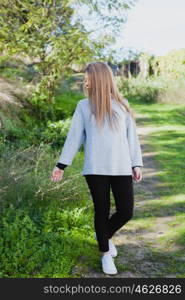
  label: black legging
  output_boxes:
[84,175,134,252]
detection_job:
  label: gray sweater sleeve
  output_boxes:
[57,102,85,165]
[126,112,143,168]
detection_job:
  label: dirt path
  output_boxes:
[71,116,181,278]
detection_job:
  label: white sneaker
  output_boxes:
[101,253,118,275]
[108,239,118,257]
[94,232,118,257]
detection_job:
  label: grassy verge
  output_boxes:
[0,144,96,278]
[128,99,185,277]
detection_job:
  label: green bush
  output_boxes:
[0,209,44,277]
[117,76,168,103]
[0,144,93,278]
[39,118,71,146]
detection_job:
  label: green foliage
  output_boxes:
[0,144,93,278]
[0,206,92,278]
[43,206,91,234]
[117,49,185,105]
[0,0,94,104]
[41,118,71,145]
[0,112,33,151]
[0,209,44,277]
[0,83,84,149]
[0,62,35,82]
[117,76,168,103]
[153,49,185,80]
[0,0,133,105]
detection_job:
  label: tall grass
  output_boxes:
[0,143,94,278]
[117,75,185,105]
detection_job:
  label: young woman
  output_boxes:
[51,62,143,275]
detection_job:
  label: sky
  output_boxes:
[116,0,185,57]
[72,0,185,61]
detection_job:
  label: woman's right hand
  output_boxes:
[51,166,64,182]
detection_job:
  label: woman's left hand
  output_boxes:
[132,167,142,182]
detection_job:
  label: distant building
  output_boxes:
[108,61,140,77]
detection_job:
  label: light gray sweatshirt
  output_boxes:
[57,98,143,175]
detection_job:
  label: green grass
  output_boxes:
[0,80,185,277]
[128,99,185,277]
[0,144,95,278]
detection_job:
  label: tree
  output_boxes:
[0,0,136,109]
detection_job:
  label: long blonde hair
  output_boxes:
[83,61,135,130]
